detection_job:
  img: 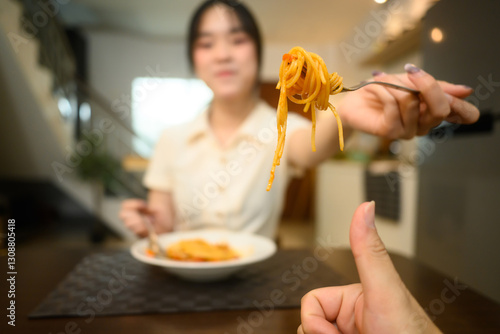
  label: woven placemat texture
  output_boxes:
[30,249,347,318]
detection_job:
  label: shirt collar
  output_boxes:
[236,100,275,143]
[186,108,210,145]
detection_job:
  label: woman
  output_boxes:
[119,0,478,239]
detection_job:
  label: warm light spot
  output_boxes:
[430,27,444,43]
[374,0,387,4]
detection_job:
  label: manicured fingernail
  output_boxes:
[364,201,376,229]
[460,85,473,90]
[404,63,421,74]
[372,70,384,77]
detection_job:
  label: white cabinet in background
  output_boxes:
[314,160,418,257]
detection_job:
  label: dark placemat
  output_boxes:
[30,249,348,318]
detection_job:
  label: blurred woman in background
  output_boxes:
[119,0,478,239]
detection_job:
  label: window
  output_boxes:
[131,77,213,157]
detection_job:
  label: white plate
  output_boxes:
[130,229,277,282]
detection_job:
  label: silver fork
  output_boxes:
[141,211,165,258]
[341,81,420,94]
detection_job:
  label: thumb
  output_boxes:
[349,201,402,295]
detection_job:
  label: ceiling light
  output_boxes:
[430,27,444,43]
[374,0,388,3]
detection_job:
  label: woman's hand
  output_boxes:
[119,191,175,237]
[119,199,150,237]
[297,202,442,334]
[287,64,479,170]
[338,64,480,140]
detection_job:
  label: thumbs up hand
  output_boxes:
[297,202,442,334]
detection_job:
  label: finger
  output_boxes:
[127,222,147,237]
[132,224,148,238]
[371,72,403,134]
[300,285,362,334]
[374,71,479,133]
[401,77,473,98]
[122,213,148,236]
[362,76,403,137]
[380,73,474,99]
[439,81,474,99]
[123,218,144,233]
[444,93,480,124]
[373,72,420,139]
[404,64,450,129]
[349,202,402,297]
[300,287,344,334]
[416,93,480,136]
[426,81,478,128]
[122,199,148,210]
[335,285,363,334]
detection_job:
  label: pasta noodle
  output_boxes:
[267,46,344,191]
[166,239,239,262]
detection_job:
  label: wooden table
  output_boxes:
[2,245,499,333]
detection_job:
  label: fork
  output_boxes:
[341,81,420,94]
[140,210,165,258]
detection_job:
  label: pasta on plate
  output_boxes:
[166,239,239,262]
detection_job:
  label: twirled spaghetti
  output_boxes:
[266,46,344,191]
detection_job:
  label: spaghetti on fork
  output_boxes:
[267,46,344,191]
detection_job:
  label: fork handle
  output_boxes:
[342,81,420,94]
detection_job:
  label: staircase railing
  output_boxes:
[17,0,152,199]
[17,0,76,97]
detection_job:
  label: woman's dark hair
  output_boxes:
[187,0,262,72]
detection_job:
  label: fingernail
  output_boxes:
[372,70,384,77]
[364,201,376,229]
[460,84,473,90]
[404,63,421,74]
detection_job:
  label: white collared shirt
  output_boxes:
[143,100,310,238]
